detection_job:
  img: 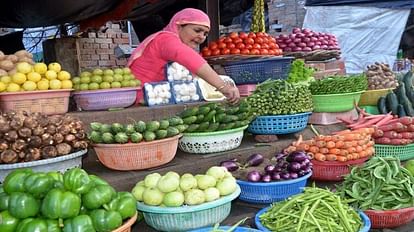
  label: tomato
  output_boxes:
[217,42,226,49]
[235,42,245,49]
[202,49,212,57]
[262,37,269,44]
[269,37,277,43]
[245,44,253,49]
[240,48,250,55]
[248,32,256,38]
[244,38,254,45]
[239,32,248,39]
[252,43,261,49]
[211,48,221,56]
[261,43,269,49]
[209,42,218,50]
[226,42,236,49]
[224,37,233,43]
[201,47,209,52]
[218,37,226,43]
[232,38,243,44]
[267,49,275,55]
[256,32,265,37]
[260,49,269,55]
[250,48,260,55]
[221,48,231,55]
[229,32,238,39]
[268,42,276,49]
[230,48,241,55]
[254,37,263,44]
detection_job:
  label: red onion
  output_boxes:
[292,28,301,33]
[298,42,307,48]
[302,37,311,43]
[312,45,321,50]
[293,38,302,43]
[303,47,312,52]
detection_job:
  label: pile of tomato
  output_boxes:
[201,32,283,57]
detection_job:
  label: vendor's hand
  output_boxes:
[220,85,240,105]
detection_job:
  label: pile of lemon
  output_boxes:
[0,62,73,93]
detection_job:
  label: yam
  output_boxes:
[0,50,4,60]
[14,50,32,59]
[18,57,34,65]
[8,68,17,76]
[0,69,7,76]
[5,55,18,63]
[0,60,14,71]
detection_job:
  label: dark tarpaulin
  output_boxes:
[305,0,414,9]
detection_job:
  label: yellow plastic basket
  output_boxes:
[359,89,393,106]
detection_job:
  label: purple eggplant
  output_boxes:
[275,152,286,160]
[288,162,301,172]
[271,172,281,181]
[290,172,299,179]
[280,172,291,180]
[274,167,283,172]
[244,153,264,167]
[303,167,312,174]
[247,170,262,182]
[298,170,306,177]
[287,151,308,162]
[261,174,272,182]
[220,160,240,172]
[264,164,275,174]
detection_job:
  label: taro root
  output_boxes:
[56,143,72,155]
[57,124,71,135]
[73,140,88,149]
[0,139,8,151]
[53,133,64,144]
[37,115,49,127]
[41,146,58,159]
[0,116,10,133]
[41,133,54,146]
[18,151,25,159]
[64,134,76,143]
[18,127,32,138]
[46,124,57,134]
[28,136,42,147]
[1,149,18,164]
[23,116,38,129]
[9,114,24,130]
[48,115,63,126]
[4,130,18,142]
[75,131,86,139]
[25,148,41,161]
[11,139,26,152]
[32,126,45,136]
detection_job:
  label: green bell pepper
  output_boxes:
[82,185,115,210]
[24,172,54,198]
[8,192,39,219]
[3,169,33,194]
[90,209,123,232]
[15,218,61,232]
[0,192,10,211]
[47,171,65,189]
[89,174,110,186]
[63,168,93,195]
[0,210,20,232]
[41,189,81,220]
[107,192,136,220]
[63,215,95,232]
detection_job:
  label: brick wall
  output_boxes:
[267,0,306,35]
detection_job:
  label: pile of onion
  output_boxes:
[276,28,340,53]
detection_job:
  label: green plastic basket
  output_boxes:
[137,186,241,231]
[312,91,364,113]
[374,144,414,161]
[361,105,380,115]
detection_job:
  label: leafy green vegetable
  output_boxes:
[287,59,315,84]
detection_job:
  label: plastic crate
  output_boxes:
[311,156,370,181]
[359,88,393,106]
[374,144,414,161]
[255,207,371,232]
[222,57,294,84]
[112,212,138,232]
[312,91,364,113]
[308,109,358,125]
[364,207,414,229]
[171,80,203,104]
[0,89,71,115]
[237,84,256,97]
[137,186,241,232]
[236,172,311,204]
[72,87,139,111]
[143,81,174,106]
[248,112,311,135]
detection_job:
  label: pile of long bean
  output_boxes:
[259,186,363,232]
[309,74,368,95]
[336,156,414,210]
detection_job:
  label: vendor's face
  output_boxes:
[178,24,209,49]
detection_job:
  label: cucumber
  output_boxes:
[222,115,239,123]
[195,114,205,123]
[198,106,211,116]
[168,116,184,126]
[182,116,198,125]
[386,92,399,115]
[377,96,388,114]
[175,124,188,133]
[402,100,414,116]
[146,121,160,132]
[159,120,170,130]
[397,83,407,103]
[203,110,216,122]
[397,104,407,117]
[403,71,413,95]
[186,124,199,133]
[134,121,146,133]
[156,130,168,139]
[166,127,180,137]
[197,122,210,132]
[225,106,239,115]
[206,122,220,132]
[179,107,199,118]
[215,113,227,123]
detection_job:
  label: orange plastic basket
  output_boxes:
[112,212,138,232]
[364,207,414,229]
[0,89,71,115]
[92,135,181,171]
[311,156,370,181]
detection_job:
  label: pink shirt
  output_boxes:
[130,33,207,85]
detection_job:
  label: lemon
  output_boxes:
[61,80,73,89]
[27,72,42,82]
[49,79,62,89]
[16,62,33,74]
[6,83,20,92]
[37,80,49,90]
[45,70,57,80]
[12,73,27,85]
[0,82,6,92]
[57,70,71,80]
[33,63,48,74]
[48,62,61,73]
[0,75,11,84]
[22,81,37,91]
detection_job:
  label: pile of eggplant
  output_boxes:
[220,151,312,182]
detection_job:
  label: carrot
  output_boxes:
[396,125,408,133]
[296,143,310,151]
[337,156,348,162]
[284,145,297,153]
[314,135,326,141]
[353,127,375,135]
[401,132,414,139]
[389,139,410,145]
[322,135,333,141]
[361,144,367,150]
[351,116,389,129]
[343,134,357,141]
[315,140,326,148]
[372,128,384,138]
[366,147,375,156]
[343,141,354,148]
[352,153,360,160]
[398,116,413,125]
[319,147,329,154]
[308,146,319,153]
[307,152,315,159]
[378,122,404,132]
[326,141,336,149]
[346,154,354,160]
[335,140,345,148]
[302,139,316,146]
[314,153,326,161]
[329,148,341,155]
[347,147,356,153]
[351,140,358,147]
[331,135,345,142]
[408,124,414,132]
[383,131,398,139]
[359,150,367,158]
[326,154,338,161]
[339,149,349,156]
[375,137,391,144]
[367,140,375,147]
[375,114,396,127]
[357,139,368,146]
[292,134,304,147]
[355,145,363,152]
[332,129,351,135]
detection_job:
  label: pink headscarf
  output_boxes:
[128,8,210,66]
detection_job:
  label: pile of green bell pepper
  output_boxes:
[0,168,137,232]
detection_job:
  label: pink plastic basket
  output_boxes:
[237,84,256,97]
[364,207,414,229]
[72,87,140,111]
[308,109,358,125]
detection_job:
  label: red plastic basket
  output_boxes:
[311,156,370,181]
[364,207,414,229]
[237,84,256,97]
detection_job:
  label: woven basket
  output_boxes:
[92,135,181,171]
[112,212,138,232]
[359,88,393,106]
[312,91,364,113]
[0,89,71,115]
[364,207,414,229]
[311,157,370,181]
[374,144,414,161]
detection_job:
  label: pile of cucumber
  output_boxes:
[88,116,186,144]
[178,101,254,133]
[377,72,414,117]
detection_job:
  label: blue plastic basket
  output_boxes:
[248,112,311,135]
[222,57,294,85]
[255,207,371,232]
[236,172,311,204]
[189,226,261,232]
